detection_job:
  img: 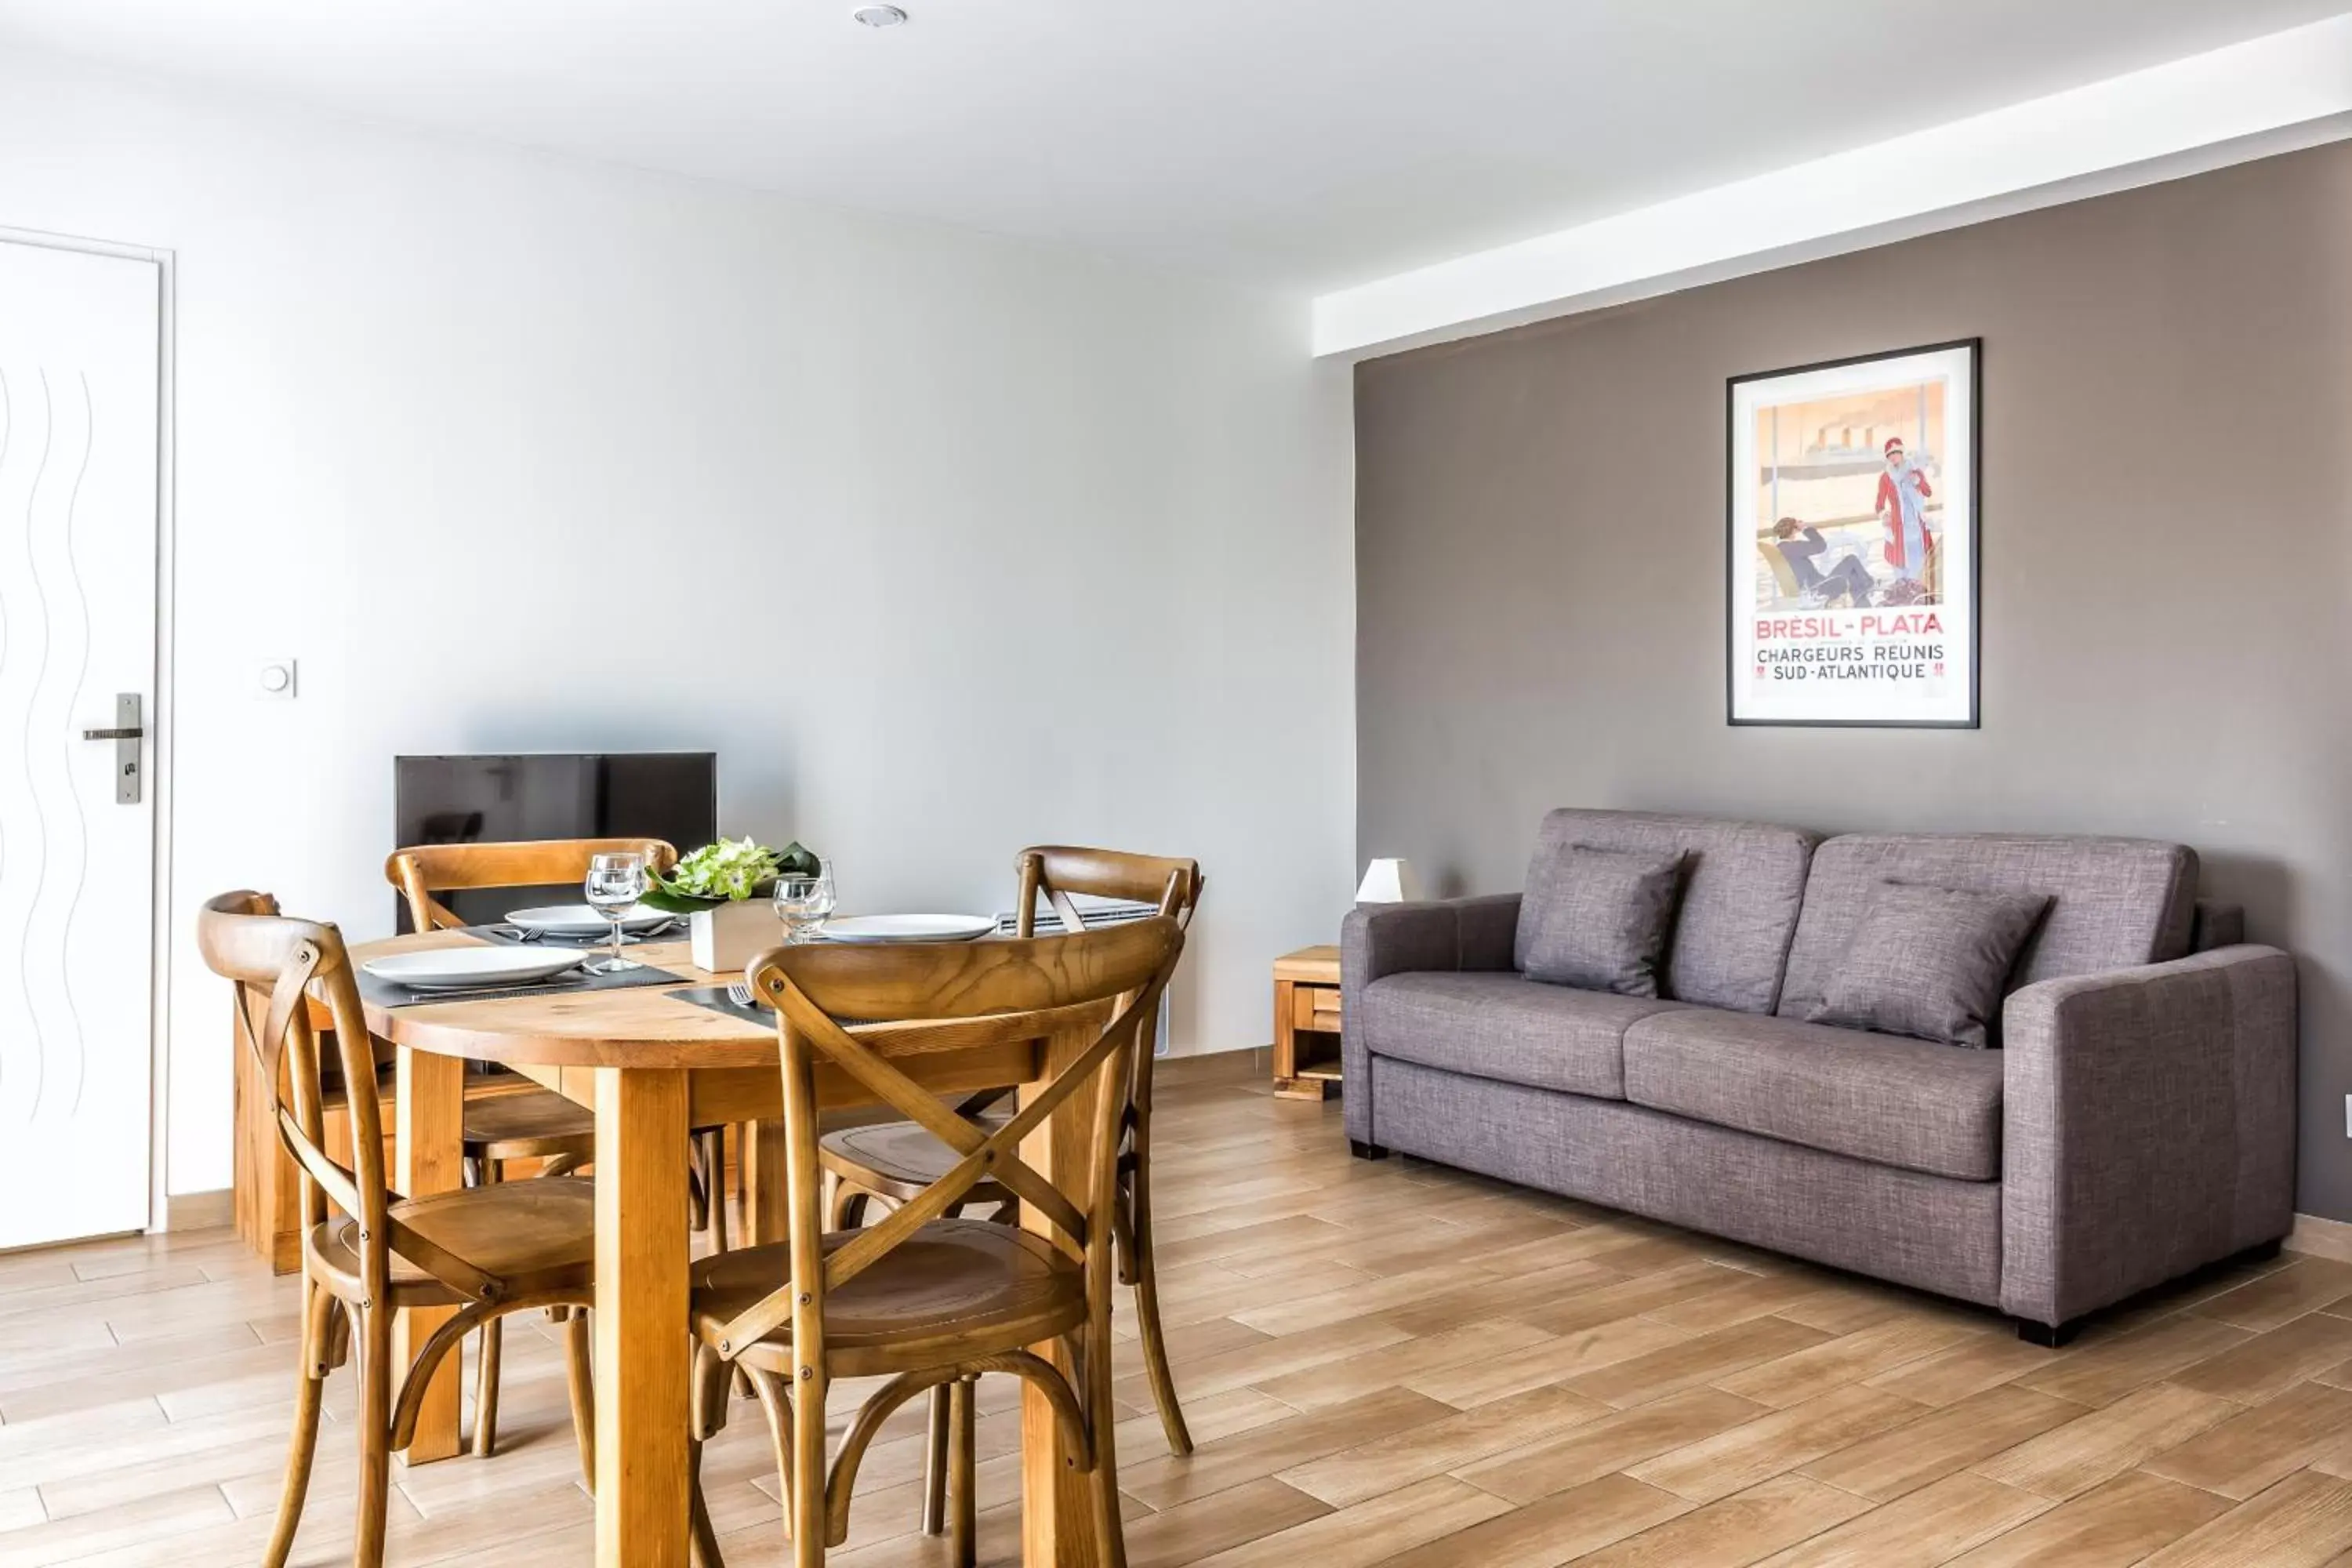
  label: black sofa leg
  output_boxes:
[2016,1316,2084,1348]
[2014,1237,2284,1350]
[1349,1140,1389,1161]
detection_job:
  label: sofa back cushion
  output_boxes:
[1777,833,2199,1022]
[1524,809,1819,1014]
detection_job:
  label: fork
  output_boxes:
[727,982,758,1010]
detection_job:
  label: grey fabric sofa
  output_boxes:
[1341,808,2297,1345]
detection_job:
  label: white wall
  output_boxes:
[0,53,1357,1199]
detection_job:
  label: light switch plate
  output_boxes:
[256,658,297,699]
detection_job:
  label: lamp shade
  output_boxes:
[1355,857,1424,903]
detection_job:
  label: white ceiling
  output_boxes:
[2,0,2342,292]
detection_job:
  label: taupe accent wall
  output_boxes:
[1354,141,2352,1217]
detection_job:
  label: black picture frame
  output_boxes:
[1725,337,1981,729]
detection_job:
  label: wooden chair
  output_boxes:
[384,838,684,1196]
[817,847,1203,1538]
[385,836,737,1457]
[688,915,1185,1568]
[197,891,597,1568]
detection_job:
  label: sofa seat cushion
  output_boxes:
[1360,972,1686,1099]
[1621,1009,2005,1180]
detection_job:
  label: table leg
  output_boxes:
[394,1047,466,1465]
[1272,978,1300,1094]
[742,1118,788,1246]
[1018,1022,1102,1566]
[593,1067,692,1568]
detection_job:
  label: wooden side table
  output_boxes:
[1272,944,1343,1101]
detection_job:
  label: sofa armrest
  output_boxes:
[2001,944,2296,1327]
[1340,894,1521,1142]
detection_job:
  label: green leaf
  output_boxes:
[647,837,821,906]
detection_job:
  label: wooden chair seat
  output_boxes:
[690,1218,1085,1380]
[819,1112,1013,1206]
[307,1178,597,1306]
[462,1086,599,1163]
[463,1084,731,1181]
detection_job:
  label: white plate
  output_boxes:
[820,913,997,945]
[362,947,587,991]
[505,903,672,938]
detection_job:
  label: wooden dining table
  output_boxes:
[345,926,1108,1567]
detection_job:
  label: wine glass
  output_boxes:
[584,851,649,973]
[772,859,837,945]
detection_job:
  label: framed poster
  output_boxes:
[1727,339,1979,727]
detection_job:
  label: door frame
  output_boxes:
[0,223,176,1234]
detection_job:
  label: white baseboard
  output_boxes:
[2287,1212,2352,1262]
[164,1187,234,1232]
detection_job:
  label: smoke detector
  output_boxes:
[852,5,909,25]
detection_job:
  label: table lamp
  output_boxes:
[1355,857,1423,903]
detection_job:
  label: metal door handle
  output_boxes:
[89,695,144,804]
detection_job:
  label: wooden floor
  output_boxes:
[5,1060,2352,1565]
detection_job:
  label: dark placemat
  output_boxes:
[671,984,772,1026]
[470,920,686,949]
[359,959,685,1011]
[671,985,887,1033]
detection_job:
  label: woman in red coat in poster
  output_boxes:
[1875,436,1936,597]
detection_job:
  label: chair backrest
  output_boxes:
[719,918,1185,1362]
[1013,845,1202,938]
[1013,847,1201,1123]
[197,890,501,1307]
[385,837,679,931]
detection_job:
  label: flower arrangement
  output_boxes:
[641,837,821,912]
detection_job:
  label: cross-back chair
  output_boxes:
[198,891,598,1568]
[817,846,1203,1540]
[387,836,736,1457]
[688,915,1186,1568]
[387,837,680,936]
[384,837,684,1201]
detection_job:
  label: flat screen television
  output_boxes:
[393,752,717,931]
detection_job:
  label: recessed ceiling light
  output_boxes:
[852,5,909,26]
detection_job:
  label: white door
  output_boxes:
[0,240,160,1247]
